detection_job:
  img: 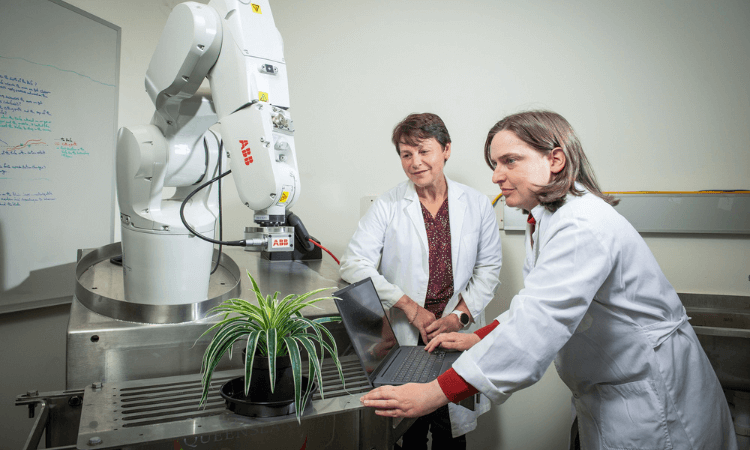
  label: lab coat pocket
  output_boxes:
[595,380,671,450]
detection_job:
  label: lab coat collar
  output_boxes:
[402,176,468,282]
[529,182,590,222]
[403,180,428,255]
[529,203,546,223]
[528,183,589,260]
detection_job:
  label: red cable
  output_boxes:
[309,239,340,265]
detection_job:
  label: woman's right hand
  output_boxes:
[395,295,436,343]
[411,306,437,343]
[424,332,480,353]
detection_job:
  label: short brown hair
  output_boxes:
[392,113,451,154]
[484,110,618,212]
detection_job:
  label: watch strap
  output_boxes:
[452,309,469,328]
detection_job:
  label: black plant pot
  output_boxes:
[221,353,317,417]
[245,353,295,403]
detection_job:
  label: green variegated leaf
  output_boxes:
[312,319,341,359]
[199,340,236,407]
[283,336,303,423]
[312,315,343,325]
[302,340,315,413]
[243,331,262,396]
[295,336,323,399]
[266,328,277,392]
[292,287,336,304]
[304,323,345,390]
[294,332,345,391]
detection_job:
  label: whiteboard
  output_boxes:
[0,0,119,312]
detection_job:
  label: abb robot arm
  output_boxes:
[116,0,308,305]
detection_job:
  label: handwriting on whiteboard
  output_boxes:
[0,74,51,120]
[0,190,56,207]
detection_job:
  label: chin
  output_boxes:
[506,199,529,211]
[503,197,519,208]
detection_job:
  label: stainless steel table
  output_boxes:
[17,355,418,450]
[17,243,477,449]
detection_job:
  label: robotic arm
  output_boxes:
[116,0,306,305]
[146,0,301,222]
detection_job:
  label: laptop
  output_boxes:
[333,277,461,387]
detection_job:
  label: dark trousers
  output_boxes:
[401,404,466,450]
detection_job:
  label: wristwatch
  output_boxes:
[451,310,470,328]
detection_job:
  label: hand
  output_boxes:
[425,314,462,342]
[394,295,436,344]
[424,332,480,353]
[411,306,437,343]
[360,380,449,418]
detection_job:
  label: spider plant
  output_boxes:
[199,270,345,422]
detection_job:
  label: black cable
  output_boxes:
[210,134,224,274]
[179,142,245,247]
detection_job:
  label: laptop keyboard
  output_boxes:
[392,347,447,383]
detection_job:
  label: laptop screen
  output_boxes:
[333,278,399,377]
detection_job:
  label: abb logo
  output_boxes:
[240,140,253,165]
[272,238,290,248]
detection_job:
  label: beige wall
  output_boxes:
[3,0,748,448]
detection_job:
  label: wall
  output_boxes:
[1,0,749,449]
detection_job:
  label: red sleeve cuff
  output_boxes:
[436,320,500,403]
[437,368,479,404]
[474,319,500,339]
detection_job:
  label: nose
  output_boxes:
[492,164,506,184]
[411,154,422,168]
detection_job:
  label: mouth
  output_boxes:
[411,170,428,176]
[501,188,514,195]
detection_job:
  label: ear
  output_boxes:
[443,142,452,162]
[549,147,566,174]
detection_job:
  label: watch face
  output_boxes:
[460,313,469,325]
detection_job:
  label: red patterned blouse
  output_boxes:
[421,198,454,319]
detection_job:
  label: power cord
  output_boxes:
[209,132,224,274]
[309,239,340,265]
[179,138,245,247]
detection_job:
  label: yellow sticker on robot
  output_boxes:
[279,191,289,203]
[251,4,261,13]
[259,91,269,102]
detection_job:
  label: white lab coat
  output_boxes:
[453,187,737,449]
[340,175,502,437]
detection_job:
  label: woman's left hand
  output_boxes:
[360,380,449,418]
[425,315,462,341]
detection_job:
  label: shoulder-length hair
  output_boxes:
[484,110,618,212]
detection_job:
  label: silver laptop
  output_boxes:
[333,277,461,387]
